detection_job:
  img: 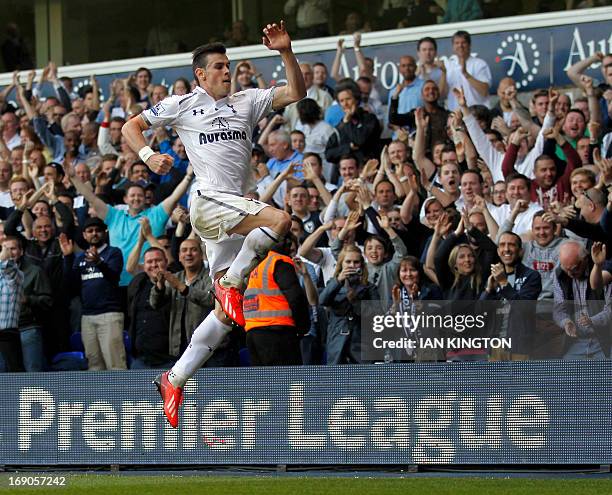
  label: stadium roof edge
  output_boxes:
[0,6,610,85]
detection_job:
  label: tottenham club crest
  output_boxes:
[495,34,540,89]
[211,116,230,130]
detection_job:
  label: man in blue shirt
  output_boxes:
[388,55,424,116]
[67,165,194,288]
[265,129,304,179]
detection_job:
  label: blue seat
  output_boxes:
[51,352,88,371]
[70,332,85,352]
[68,330,133,367]
[123,331,132,367]
[238,347,251,367]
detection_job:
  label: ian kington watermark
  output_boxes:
[361,300,521,361]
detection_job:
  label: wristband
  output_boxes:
[138,146,155,163]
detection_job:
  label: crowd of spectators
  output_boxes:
[0,27,610,372]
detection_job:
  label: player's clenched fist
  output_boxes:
[146,153,174,175]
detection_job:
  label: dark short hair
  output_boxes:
[129,161,148,175]
[179,238,203,255]
[441,143,456,154]
[471,105,491,126]
[532,210,553,225]
[484,128,503,142]
[192,43,226,82]
[452,30,471,45]
[124,182,146,194]
[303,152,322,166]
[101,153,118,162]
[364,234,389,253]
[531,89,549,102]
[173,77,191,92]
[45,161,65,178]
[339,153,358,165]
[417,36,437,51]
[566,108,586,122]
[290,215,304,231]
[534,154,555,169]
[144,246,166,259]
[374,179,394,193]
[297,98,322,125]
[499,230,522,249]
[506,172,530,188]
[461,169,483,184]
[136,67,152,80]
[334,78,361,104]
[288,182,309,195]
[2,235,23,250]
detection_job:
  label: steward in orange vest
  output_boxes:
[242,241,310,365]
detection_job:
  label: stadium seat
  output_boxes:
[70,332,85,352]
[50,352,88,371]
[123,330,132,367]
[238,347,251,367]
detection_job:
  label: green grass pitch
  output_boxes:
[0,475,609,494]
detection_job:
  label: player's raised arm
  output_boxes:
[122,115,174,175]
[263,20,306,111]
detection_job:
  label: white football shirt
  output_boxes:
[142,86,275,196]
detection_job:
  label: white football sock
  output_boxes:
[221,227,281,288]
[168,312,232,387]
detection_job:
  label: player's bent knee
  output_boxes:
[273,210,292,235]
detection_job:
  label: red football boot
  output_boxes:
[153,371,183,428]
[213,279,245,327]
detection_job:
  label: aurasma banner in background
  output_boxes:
[1,361,610,465]
[18,19,611,103]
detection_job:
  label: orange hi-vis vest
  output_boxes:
[243,251,296,331]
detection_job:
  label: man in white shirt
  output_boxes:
[0,160,12,210]
[489,173,541,236]
[445,30,492,111]
[122,21,306,429]
[1,112,21,151]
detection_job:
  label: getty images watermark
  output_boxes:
[371,311,510,351]
[359,300,537,362]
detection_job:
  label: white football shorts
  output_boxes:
[190,190,268,277]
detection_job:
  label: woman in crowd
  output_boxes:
[320,245,379,364]
[389,256,444,361]
[230,60,267,94]
[172,77,191,96]
[294,98,336,180]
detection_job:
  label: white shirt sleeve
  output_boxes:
[516,112,556,179]
[246,87,276,126]
[141,95,181,128]
[470,58,492,86]
[464,113,504,182]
